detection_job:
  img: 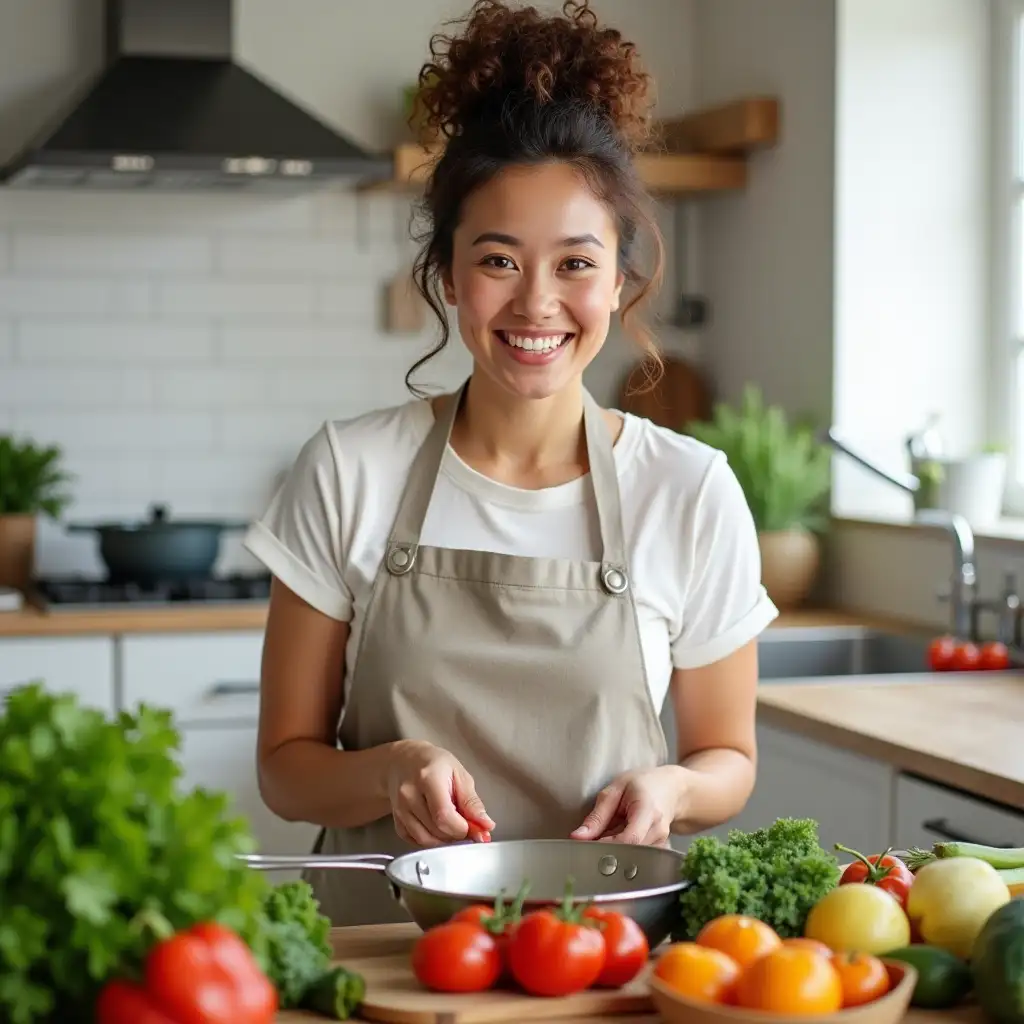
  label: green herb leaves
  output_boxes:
[0,683,269,1024]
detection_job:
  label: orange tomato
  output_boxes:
[832,951,891,1007]
[653,942,741,1004]
[695,914,781,969]
[782,937,834,959]
[734,946,843,1016]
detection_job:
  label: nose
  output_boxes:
[511,268,560,322]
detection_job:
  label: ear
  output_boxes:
[441,266,457,306]
[610,270,625,313]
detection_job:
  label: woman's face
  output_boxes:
[443,161,625,402]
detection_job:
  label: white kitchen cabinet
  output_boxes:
[0,636,115,715]
[120,631,265,723]
[696,723,895,854]
[177,722,321,882]
[894,774,1024,853]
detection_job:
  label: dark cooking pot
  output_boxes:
[67,504,251,584]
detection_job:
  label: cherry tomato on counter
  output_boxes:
[950,641,981,671]
[508,883,606,996]
[835,844,913,908]
[411,921,502,993]
[582,906,649,987]
[979,640,1011,670]
[927,635,957,671]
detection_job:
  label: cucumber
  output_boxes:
[884,945,973,1009]
[972,899,1024,1024]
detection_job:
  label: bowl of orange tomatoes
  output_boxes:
[648,914,917,1024]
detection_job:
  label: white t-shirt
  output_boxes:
[244,398,779,713]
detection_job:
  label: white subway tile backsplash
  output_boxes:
[156,367,272,409]
[318,282,381,324]
[0,233,10,272]
[156,280,317,318]
[216,236,366,278]
[221,324,369,360]
[0,320,13,361]
[12,234,214,276]
[13,411,217,455]
[64,457,161,503]
[0,366,154,408]
[0,278,120,316]
[18,322,216,363]
[221,410,327,455]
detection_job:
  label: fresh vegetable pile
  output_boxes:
[0,683,364,1022]
[411,879,650,998]
[674,817,841,939]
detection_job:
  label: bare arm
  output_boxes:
[664,637,759,834]
[256,576,400,830]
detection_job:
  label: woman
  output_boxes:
[244,0,778,927]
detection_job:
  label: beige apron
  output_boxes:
[303,380,669,926]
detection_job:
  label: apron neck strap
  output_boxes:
[388,378,628,567]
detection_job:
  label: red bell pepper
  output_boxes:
[96,921,277,1024]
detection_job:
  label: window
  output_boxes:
[994,1,1024,515]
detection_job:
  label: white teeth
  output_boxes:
[502,333,569,352]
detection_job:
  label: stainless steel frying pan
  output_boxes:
[240,838,691,947]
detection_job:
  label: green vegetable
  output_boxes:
[254,880,334,1009]
[300,965,366,1020]
[675,817,840,940]
[971,899,1024,1024]
[907,842,1024,872]
[884,945,973,1009]
[0,683,269,1024]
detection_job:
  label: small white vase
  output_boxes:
[937,453,1008,526]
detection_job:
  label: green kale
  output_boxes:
[0,684,269,1024]
[253,880,334,1009]
[676,817,841,940]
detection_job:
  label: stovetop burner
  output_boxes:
[32,573,271,610]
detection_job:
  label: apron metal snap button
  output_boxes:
[387,545,415,575]
[601,566,628,595]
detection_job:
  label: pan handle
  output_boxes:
[237,853,394,872]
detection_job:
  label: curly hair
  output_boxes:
[405,0,665,396]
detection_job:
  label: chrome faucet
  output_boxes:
[824,429,981,642]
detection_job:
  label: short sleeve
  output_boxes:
[243,422,354,621]
[670,452,779,669]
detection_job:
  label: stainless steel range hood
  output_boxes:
[0,0,394,191]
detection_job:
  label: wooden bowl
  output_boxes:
[649,960,918,1024]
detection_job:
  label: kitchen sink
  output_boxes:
[757,627,933,681]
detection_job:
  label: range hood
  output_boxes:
[1,0,394,190]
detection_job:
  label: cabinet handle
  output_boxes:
[206,681,261,699]
[922,817,1016,848]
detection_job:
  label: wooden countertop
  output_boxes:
[758,674,1024,808]
[0,603,895,639]
[277,923,984,1022]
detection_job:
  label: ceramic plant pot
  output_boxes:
[758,527,820,610]
[0,514,36,594]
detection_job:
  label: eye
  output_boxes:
[480,254,517,270]
[562,257,596,272]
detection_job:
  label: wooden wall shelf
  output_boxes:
[367,95,779,197]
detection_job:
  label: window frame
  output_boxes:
[992,0,1024,517]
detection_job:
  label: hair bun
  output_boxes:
[416,0,655,151]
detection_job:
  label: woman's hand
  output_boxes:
[570,766,687,846]
[386,740,495,848]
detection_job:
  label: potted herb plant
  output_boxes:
[686,385,832,609]
[0,435,73,594]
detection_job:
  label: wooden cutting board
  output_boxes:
[277,922,654,1022]
[617,355,712,433]
[276,923,987,1023]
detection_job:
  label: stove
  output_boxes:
[32,573,271,611]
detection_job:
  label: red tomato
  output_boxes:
[836,844,913,909]
[508,906,606,996]
[411,921,502,993]
[927,635,957,671]
[582,907,649,987]
[950,641,981,671]
[979,640,1011,671]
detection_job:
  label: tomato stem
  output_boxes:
[834,842,896,882]
[554,876,598,926]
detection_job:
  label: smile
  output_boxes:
[495,330,574,352]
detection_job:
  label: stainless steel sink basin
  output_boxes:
[757,627,933,681]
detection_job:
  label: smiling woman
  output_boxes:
[243,0,779,929]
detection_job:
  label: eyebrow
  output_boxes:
[471,231,605,249]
